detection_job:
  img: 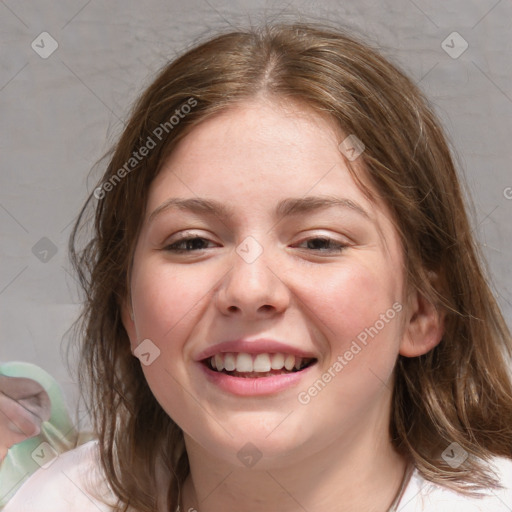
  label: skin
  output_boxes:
[0,376,51,461]
[122,97,444,512]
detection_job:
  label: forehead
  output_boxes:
[149,98,376,215]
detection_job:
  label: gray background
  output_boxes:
[1,0,511,418]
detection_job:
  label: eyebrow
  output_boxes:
[148,195,370,223]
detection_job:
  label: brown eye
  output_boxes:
[296,237,347,253]
[165,237,214,253]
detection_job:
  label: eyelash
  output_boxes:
[164,236,217,253]
[164,235,348,254]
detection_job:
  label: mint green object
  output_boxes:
[0,362,88,508]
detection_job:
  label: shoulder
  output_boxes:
[3,440,117,512]
[398,456,512,512]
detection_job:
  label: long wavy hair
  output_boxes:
[69,22,512,512]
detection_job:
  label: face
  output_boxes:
[123,98,415,468]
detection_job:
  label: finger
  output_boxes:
[0,392,42,438]
[0,376,51,422]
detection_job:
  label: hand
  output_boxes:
[0,375,51,461]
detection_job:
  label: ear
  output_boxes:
[121,297,137,349]
[399,286,445,357]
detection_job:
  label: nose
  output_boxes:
[214,241,291,319]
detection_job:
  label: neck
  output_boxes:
[180,419,407,512]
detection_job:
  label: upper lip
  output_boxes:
[194,339,317,362]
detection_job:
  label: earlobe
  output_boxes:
[399,288,445,358]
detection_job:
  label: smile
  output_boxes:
[204,352,316,377]
[199,352,318,396]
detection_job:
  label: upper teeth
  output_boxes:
[210,353,307,372]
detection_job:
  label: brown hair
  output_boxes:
[70,22,512,511]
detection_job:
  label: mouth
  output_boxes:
[202,352,318,378]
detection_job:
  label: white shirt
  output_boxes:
[3,440,512,511]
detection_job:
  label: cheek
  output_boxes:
[300,260,403,346]
[294,262,404,417]
[130,261,207,345]
[297,260,404,406]
[128,262,210,424]
[297,265,402,432]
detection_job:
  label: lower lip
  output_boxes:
[198,362,316,396]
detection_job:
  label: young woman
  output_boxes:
[4,21,512,512]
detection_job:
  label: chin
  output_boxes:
[189,416,317,469]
